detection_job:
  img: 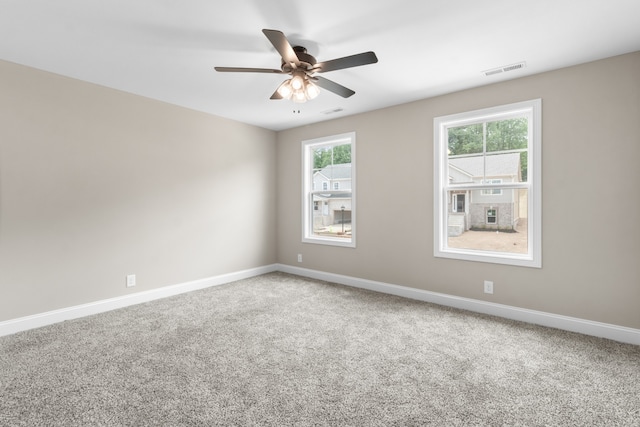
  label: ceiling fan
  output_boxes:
[214,29,378,103]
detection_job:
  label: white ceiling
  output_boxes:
[2,0,639,131]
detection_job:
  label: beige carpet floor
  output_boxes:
[1,272,639,426]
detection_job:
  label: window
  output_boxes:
[486,208,497,224]
[302,132,355,247]
[481,179,503,195]
[434,99,541,268]
[453,193,465,213]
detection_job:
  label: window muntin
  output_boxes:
[434,100,541,267]
[302,132,355,247]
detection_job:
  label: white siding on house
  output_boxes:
[448,153,522,230]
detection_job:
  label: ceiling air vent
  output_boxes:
[322,107,344,115]
[483,61,526,77]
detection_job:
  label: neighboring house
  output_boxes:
[312,163,352,228]
[447,153,524,235]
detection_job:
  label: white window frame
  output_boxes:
[434,99,541,268]
[302,132,356,247]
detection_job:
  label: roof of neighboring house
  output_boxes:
[314,163,352,180]
[448,153,520,179]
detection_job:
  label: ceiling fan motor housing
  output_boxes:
[282,46,317,73]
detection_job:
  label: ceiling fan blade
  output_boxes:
[315,51,378,73]
[270,89,283,100]
[214,67,284,74]
[312,76,355,98]
[262,29,299,66]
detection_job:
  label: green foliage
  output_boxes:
[448,118,528,181]
[519,152,528,182]
[448,123,483,155]
[486,118,528,152]
[313,144,351,169]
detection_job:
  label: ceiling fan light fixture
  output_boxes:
[305,81,320,100]
[292,89,308,103]
[276,80,293,99]
[279,72,320,103]
[290,73,305,91]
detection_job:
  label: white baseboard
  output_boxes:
[3,263,638,346]
[0,264,278,337]
[277,264,640,346]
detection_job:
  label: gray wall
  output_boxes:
[0,60,277,321]
[276,52,640,329]
[2,52,639,331]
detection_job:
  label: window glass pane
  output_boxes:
[448,119,528,184]
[486,118,528,152]
[519,151,528,182]
[452,193,465,212]
[313,144,351,175]
[486,208,497,224]
[448,123,483,156]
[311,194,351,239]
[448,124,484,184]
[313,165,351,193]
[480,153,528,183]
[446,189,529,254]
[481,180,502,195]
[331,144,351,164]
[303,132,355,247]
[447,154,481,185]
[312,147,330,173]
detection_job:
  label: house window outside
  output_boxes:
[302,132,355,247]
[486,208,497,224]
[481,179,503,195]
[434,99,541,268]
[453,193,465,213]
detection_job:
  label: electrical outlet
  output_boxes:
[297,254,302,263]
[126,274,136,288]
[484,280,494,294]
